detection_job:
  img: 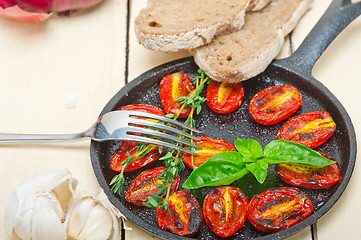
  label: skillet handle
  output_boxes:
[275,0,361,77]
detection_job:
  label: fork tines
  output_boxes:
[124,110,201,155]
[126,111,201,133]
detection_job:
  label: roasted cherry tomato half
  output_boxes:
[159,71,195,118]
[156,190,202,237]
[248,187,313,233]
[110,104,165,172]
[277,111,336,149]
[125,167,180,206]
[182,136,236,169]
[249,85,302,125]
[117,104,165,130]
[275,151,340,189]
[110,141,163,172]
[117,103,165,117]
[206,81,244,114]
[203,186,249,237]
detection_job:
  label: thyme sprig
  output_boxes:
[144,69,210,212]
[110,142,159,194]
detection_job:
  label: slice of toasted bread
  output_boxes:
[134,0,250,52]
[191,0,312,83]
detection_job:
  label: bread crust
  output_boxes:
[135,0,250,52]
[191,0,313,83]
[247,0,273,11]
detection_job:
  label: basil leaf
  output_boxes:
[263,140,335,168]
[246,159,268,184]
[182,151,249,189]
[234,138,263,159]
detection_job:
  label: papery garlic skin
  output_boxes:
[4,170,77,240]
[65,190,123,240]
[30,193,66,240]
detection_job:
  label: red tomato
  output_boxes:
[277,111,336,149]
[248,187,313,233]
[110,141,163,172]
[110,104,165,172]
[117,104,165,117]
[117,104,165,131]
[249,85,302,125]
[181,136,236,169]
[156,190,202,237]
[206,81,244,114]
[159,71,195,118]
[275,151,340,189]
[203,186,248,237]
[125,167,180,206]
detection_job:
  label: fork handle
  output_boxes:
[0,132,90,143]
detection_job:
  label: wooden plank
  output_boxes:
[0,0,127,239]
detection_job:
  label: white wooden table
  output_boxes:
[0,0,360,239]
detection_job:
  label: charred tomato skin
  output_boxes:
[206,81,245,114]
[156,190,202,237]
[248,187,313,233]
[125,167,180,206]
[203,186,249,237]
[275,151,340,189]
[159,71,195,118]
[181,136,236,169]
[110,141,164,172]
[249,85,302,125]
[277,111,336,149]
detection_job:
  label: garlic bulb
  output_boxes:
[4,170,77,240]
[4,170,124,240]
[65,190,122,240]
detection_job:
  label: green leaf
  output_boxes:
[109,174,120,185]
[246,159,268,184]
[159,152,173,161]
[196,105,202,115]
[234,138,263,159]
[154,183,164,188]
[149,194,164,202]
[145,194,164,208]
[158,145,164,154]
[182,151,249,189]
[142,202,154,208]
[156,188,166,196]
[263,140,335,168]
[165,114,176,119]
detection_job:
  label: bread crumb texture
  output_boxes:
[135,0,250,51]
[192,0,312,82]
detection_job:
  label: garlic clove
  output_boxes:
[94,190,124,240]
[31,193,66,240]
[66,190,124,240]
[76,203,113,240]
[66,197,95,237]
[53,178,77,212]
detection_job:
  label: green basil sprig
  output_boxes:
[182,139,335,189]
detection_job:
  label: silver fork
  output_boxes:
[0,110,200,155]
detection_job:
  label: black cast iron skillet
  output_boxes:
[91,0,359,239]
